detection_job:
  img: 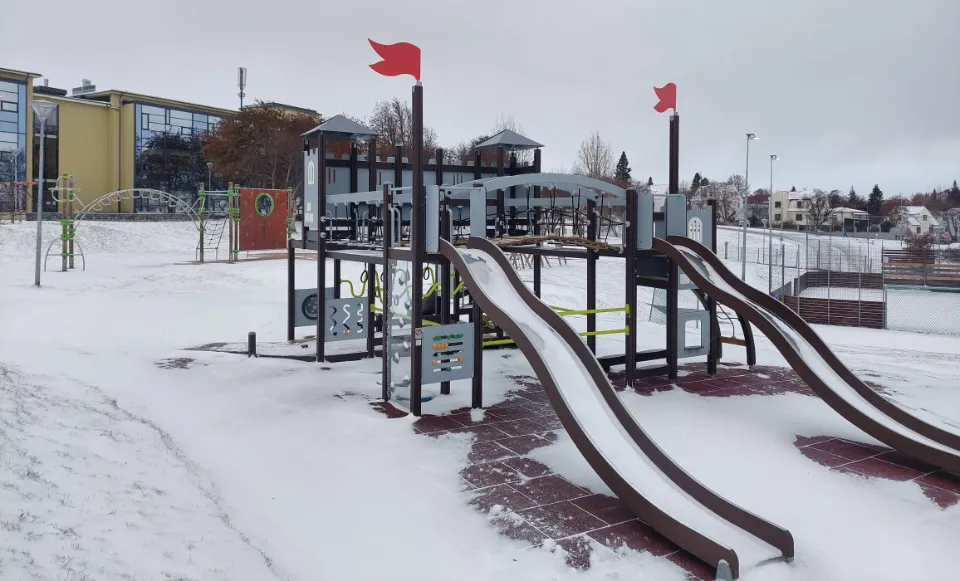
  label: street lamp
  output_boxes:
[741,133,759,281]
[767,154,778,292]
[206,161,214,190]
[30,99,58,287]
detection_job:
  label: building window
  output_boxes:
[796,214,803,221]
[32,105,59,212]
[134,103,223,212]
[774,213,781,222]
[774,201,781,208]
[923,214,927,221]
[0,80,27,212]
[916,226,921,234]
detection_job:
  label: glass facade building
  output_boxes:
[134,103,221,212]
[32,103,59,212]
[0,79,27,209]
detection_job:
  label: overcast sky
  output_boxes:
[3,0,958,197]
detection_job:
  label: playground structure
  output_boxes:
[41,175,85,272]
[280,96,960,579]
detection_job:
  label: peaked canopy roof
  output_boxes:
[302,114,378,140]
[473,129,544,151]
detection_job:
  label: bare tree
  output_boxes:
[805,189,833,232]
[573,131,615,180]
[367,98,438,159]
[940,208,960,242]
[691,180,740,223]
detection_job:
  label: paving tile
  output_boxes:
[467,441,517,464]
[447,411,504,427]
[511,475,589,505]
[798,446,850,468]
[496,434,554,455]
[918,482,960,510]
[460,461,522,488]
[468,484,538,514]
[917,471,960,495]
[844,457,928,481]
[666,550,715,581]
[794,435,836,448]
[873,451,937,475]
[555,535,597,570]
[519,501,606,539]
[535,415,565,431]
[572,494,636,525]
[443,424,510,442]
[490,513,547,545]
[516,390,551,404]
[702,386,756,398]
[502,457,552,479]
[484,404,544,422]
[811,438,883,462]
[369,401,408,419]
[413,414,465,434]
[493,418,551,438]
[588,520,677,557]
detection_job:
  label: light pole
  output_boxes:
[237,67,247,109]
[206,161,213,190]
[741,132,758,280]
[767,154,778,292]
[30,100,58,287]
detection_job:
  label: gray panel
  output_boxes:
[665,194,687,236]
[294,287,334,328]
[677,309,710,359]
[425,185,440,253]
[637,191,654,249]
[303,150,319,229]
[420,322,475,384]
[686,207,713,251]
[323,297,370,342]
[470,188,487,238]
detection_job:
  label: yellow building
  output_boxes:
[1,66,236,215]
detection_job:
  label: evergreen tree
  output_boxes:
[950,180,960,205]
[847,187,861,210]
[867,184,884,216]
[614,152,632,184]
[647,176,654,186]
[790,186,796,192]
[691,172,702,192]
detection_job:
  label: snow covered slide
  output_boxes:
[439,238,793,580]
[656,236,960,475]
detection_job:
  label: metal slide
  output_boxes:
[440,238,793,580]
[654,236,960,475]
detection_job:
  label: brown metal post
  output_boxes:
[587,198,597,353]
[437,148,452,395]
[409,83,425,416]
[625,189,638,387]
[368,137,378,243]
[227,182,235,264]
[287,239,296,341]
[350,142,359,240]
[496,148,505,236]
[367,260,376,358]
[382,183,392,401]
[669,114,680,195]
[316,139,326,362]
[533,148,542,294]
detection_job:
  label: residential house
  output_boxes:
[892,206,943,237]
[769,189,811,228]
[829,207,870,232]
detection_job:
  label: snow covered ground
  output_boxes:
[1,221,959,580]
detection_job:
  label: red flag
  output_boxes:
[653,83,677,113]
[368,39,421,81]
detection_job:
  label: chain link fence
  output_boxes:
[718,229,960,336]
